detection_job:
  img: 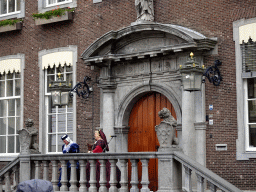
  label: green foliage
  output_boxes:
[32,8,74,20]
[0,19,22,27]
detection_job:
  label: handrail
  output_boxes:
[0,156,20,177]
[174,151,242,192]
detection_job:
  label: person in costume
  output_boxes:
[87,130,120,189]
[58,134,80,188]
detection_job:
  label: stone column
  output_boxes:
[114,126,130,153]
[101,83,116,152]
[182,91,196,159]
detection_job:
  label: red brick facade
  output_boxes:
[1,0,256,190]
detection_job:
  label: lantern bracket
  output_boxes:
[203,60,222,86]
[69,76,93,99]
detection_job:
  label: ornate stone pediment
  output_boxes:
[81,23,217,67]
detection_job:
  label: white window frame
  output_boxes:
[0,0,21,17]
[38,0,76,13]
[0,0,24,21]
[46,0,72,8]
[0,73,21,154]
[44,65,73,154]
[38,46,77,154]
[0,54,24,161]
[234,17,256,160]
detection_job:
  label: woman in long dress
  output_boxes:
[87,130,120,189]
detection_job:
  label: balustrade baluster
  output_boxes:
[184,165,192,192]
[70,160,78,191]
[89,159,97,192]
[141,159,150,192]
[109,159,118,192]
[196,173,204,192]
[4,171,11,192]
[13,165,19,189]
[34,161,41,179]
[209,183,217,192]
[60,160,69,191]
[0,176,3,192]
[99,159,107,192]
[51,160,59,191]
[79,160,87,192]
[130,159,139,192]
[43,161,49,181]
[119,159,128,192]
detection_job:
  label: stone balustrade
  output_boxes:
[0,151,242,192]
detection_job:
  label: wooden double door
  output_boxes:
[128,92,177,191]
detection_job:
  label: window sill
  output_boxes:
[34,11,73,26]
[0,22,22,33]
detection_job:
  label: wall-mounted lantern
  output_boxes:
[69,76,93,99]
[49,73,72,106]
[179,52,205,92]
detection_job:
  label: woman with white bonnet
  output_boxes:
[58,134,79,188]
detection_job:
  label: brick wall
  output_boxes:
[1,0,256,189]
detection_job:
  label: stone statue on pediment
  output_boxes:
[135,0,154,22]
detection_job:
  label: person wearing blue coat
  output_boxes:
[58,134,79,188]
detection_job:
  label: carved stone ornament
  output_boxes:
[135,0,154,22]
[155,108,178,151]
[18,119,40,154]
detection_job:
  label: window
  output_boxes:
[45,65,73,153]
[0,72,20,154]
[46,0,72,7]
[0,0,20,16]
[0,0,24,20]
[39,46,77,154]
[38,0,76,13]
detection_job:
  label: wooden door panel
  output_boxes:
[128,92,176,191]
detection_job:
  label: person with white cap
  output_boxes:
[58,134,80,188]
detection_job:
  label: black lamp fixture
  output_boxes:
[69,76,93,99]
[202,60,222,86]
[179,52,205,92]
[49,73,72,106]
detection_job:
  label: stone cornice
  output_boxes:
[114,126,130,134]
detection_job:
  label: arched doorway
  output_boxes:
[128,92,177,191]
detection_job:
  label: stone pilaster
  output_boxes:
[114,126,130,153]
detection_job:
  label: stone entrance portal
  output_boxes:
[81,23,216,170]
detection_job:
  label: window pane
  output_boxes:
[248,100,256,122]
[16,135,20,152]
[7,73,13,79]
[58,134,64,152]
[0,81,5,97]
[8,136,14,153]
[47,75,54,93]
[0,100,7,117]
[16,0,20,11]
[49,114,56,133]
[15,72,20,78]
[15,79,20,96]
[66,73,72,87]
[56,67,64,74]
[58,114,66,133]
[0,0,7,14]
[248,78,256,99]
[8,117,15,134]
[0,136,6,153]
[48,0,56,5]
[67,113,73,132]
[0,118,6,135]
[47,67,55,75]
[6,80,13,96]
[8,99,15,116]
[16,98,20,116]
[8,0,15,13]
[66,66,72,72]
[16,117,20,134]
[57,0,66,2]
[49,134,56,152]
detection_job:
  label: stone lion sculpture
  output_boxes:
[155,108,178,151]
